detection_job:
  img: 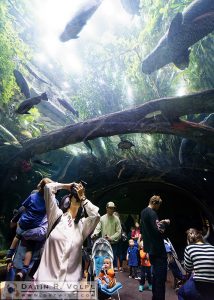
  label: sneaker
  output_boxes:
[128,275,132,278]
[119,267,123,272]
[139,285,144,292]
[114,267,118,272]
[148,284,152,291]
[135,277,140,280]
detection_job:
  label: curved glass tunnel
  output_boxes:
[0,1,214,290]
[93,174,214,255]
[0,155,214,250]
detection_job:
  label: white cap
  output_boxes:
[106,201,116,208]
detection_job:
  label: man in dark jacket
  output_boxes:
[141,195,170,300]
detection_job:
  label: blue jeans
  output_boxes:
[16,225,25,239]
[178,275,214,300]
[149,254,167,300]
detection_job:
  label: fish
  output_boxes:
[0,124,21,147]
[13,69,31,98]
[118,139,135,150]
[120,0,140,16]
[59,0,103,41]
[142,0,214,74]
[24,64,49,85]
[16,92,48,114]
[58,98,79,117]
[33,159,52,166]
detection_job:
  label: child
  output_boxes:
[139,241,152,292]
[6,178,52,280]
[126,239,139,279]
[131,222,141,243]
[98,257,116,289]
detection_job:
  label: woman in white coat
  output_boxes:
[34,181,100,288]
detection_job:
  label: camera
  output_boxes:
[70,180,87,201]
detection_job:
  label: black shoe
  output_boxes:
[15,269,27,281]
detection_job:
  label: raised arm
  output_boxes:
[82,199,100,240]
[203,220,210,241]
[44,182,72,231]
[70,182,100,240]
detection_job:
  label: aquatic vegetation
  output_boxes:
[0,0,213,234]
[0,0,29,105]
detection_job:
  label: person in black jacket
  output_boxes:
[141,195,170,300]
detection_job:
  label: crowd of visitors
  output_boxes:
[4,185,214,300]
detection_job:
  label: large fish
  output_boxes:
[24,64,49,85]
[13,69,31,98]
[16,92,48,114]
[59,0,103,41]
[58,98,79,117]
[120,0,140,16]
[142,0,214,74]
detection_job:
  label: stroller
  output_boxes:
[164,239,187,289]
[90,238,122,300]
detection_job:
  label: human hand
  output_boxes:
[205,219,210,227]
[164,219,170,225]
[75,182,86,201]
[105,234,111,241]
[69,182,77,191]
[7,262,13,272]
[91,234,97,240]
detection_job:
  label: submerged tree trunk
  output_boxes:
[11,88,214,161]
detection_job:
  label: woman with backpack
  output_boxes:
[34,181,100,289]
